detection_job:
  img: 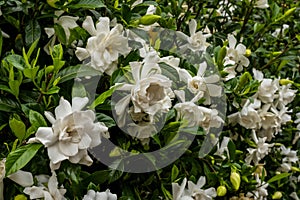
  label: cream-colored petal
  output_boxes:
[44,111,56,124]
[83,16,97,36]
[75,47,90,61]
[96,17,110,33]
[189,19,197,36]
[207,84,222,97]
[72,97,89,112]
[55,97,73,120]
[44,28,55,38]
[58,142,78,157]
[23,186,45,199]
[8,170,33,187]
[78,133,92,149]
[48,145,68,164]
[228,34,237,48]
[35,127,56,147]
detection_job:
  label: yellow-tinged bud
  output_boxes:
[217,185,227,196]
[47,0,59,8]
[14,194,27,200]
[291,166,300,172]
[272,191,283,199]
[245,49,251,57]
[279,79,294,85]
[230,172,241,191]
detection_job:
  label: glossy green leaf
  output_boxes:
[25,20,41,47]
[267,173,291,183]
[9,116,26,141]
[67,0,106,9]
[5,143,43,176]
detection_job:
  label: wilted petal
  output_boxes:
[23,186,45,199]
[8,170,33,187]
[44,28,55,38]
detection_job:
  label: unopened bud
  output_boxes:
[217,185,227,196]
[272,191,283,199]
[279,79,294,85]
[230,172,241,191]
[245,49,251,57]
[14,194,27,200]
[291,166,300,172]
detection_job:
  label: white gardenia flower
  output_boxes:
[23,172,66,200]
[181,61,222,105]
[223,34,249,72]
[178,19,211,52]
[28,97,108,170]
[278,83,297,105]
[214,137,230,159]
[236,99,261,129]
[83,189,117,200]
[257,79,279,103]
[253,0,269,9]
[281,146,299,164]
[172,177,216,200]
[75,16,131,75]
[174,90,223,130]
[115,60,174,127]
[245,131,274,165]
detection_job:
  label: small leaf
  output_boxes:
[25,20,41,47]
[90,85,119,109]
[6,55,25,70]
[24,67,39,80]
[267,173,290,183]
[0,97,19,112]
[29,110,47,127]
[9,115,26,141]
[54,24,67,45]
[56,65,102,83]
[5,143,43,176]
[67,0,106,9]
[171,165,179,182]
[96,113,116,128]
[0,28,2,57]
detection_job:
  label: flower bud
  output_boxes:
[14,194,27,200]
[272,191,282,199]
[245,49,251,57]
[217,185,227,196]
[230,172,241,191]
[279,79,294,85]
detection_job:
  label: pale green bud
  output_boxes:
[230,172,241,191]
[217,185,227,196]
[272,191,282,199]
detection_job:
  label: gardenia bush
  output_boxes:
[0,0,299,199]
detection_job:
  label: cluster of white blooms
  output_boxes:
[28,97,108,170]
[229,69,297,141]
[246,175,269,200]
[278,146,299,172]
[223,34,250,81]
[83,189,117,200]
[24,172,67,200]
[293,112,300,144]
[172,176,216,200]
[75,16,131,75]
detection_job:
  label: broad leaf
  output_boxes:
[25,20,41,47]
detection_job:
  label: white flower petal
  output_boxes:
[207,84,222,97]
[189,19,197,35]
[44,28,55,38]
[55,97,73,119]
[45,111,56,124]
[96,17,110,33]
[35,127,56,147]
[228,34,237,48]
[72,97,89,112]
[8,170,33,187]
[58,142,78,157]
[23,186,45,199]
[83,16,97,36]
[75,47,90,61]
[48,145,68,164]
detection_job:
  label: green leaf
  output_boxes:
[29,110,47,127]
[6,55,25,70]
[43,86,60,95]
[82,170,110,185]
[159,62,180,85]
[90,85,119,109]
[56,65,102,83]
[267,173,291,183]
[9,115,26,141]
[24,67,39,80]
[8,80,20,98]
[228,139,236,161]
[27,38,40,60]
[96,113,116,128]
[171,165,179,182]
[67,0,106,9]
[25,20,41,47]
[54,24,67,45]
[5,143,43,176]
[0,97,19,112]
